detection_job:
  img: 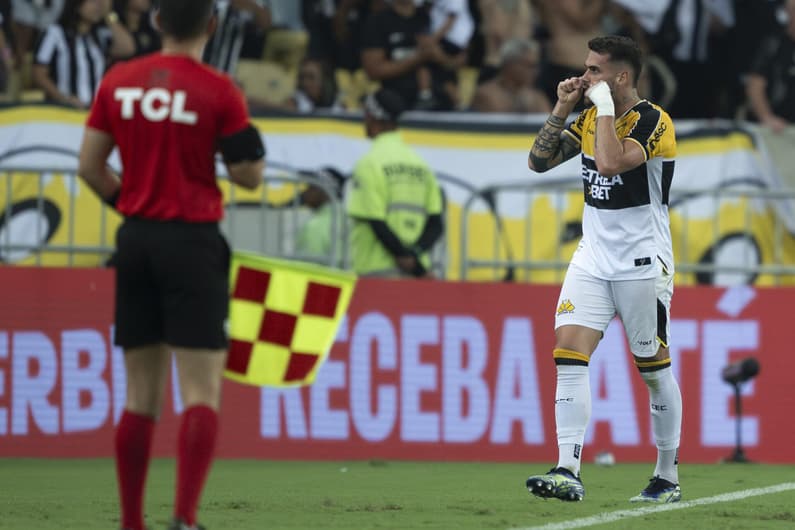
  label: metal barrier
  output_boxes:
[460,179,795,286]
[0,165,459,277]
[7,162,795,285]
[223,172,348,269]
[6,159,795,285]
[459,177,579,283]
[0,166,348,269]
[1,166,113,266]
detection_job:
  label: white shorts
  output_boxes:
[554,262,673,357]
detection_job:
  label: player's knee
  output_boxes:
[125,391,163,417]
[554,325,601,357]
[179,378,223,410]
[633,344,670,362]
[633,347,672,374]
[553,347,590,367]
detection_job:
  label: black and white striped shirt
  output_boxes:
[203,0,257,74]
[34,24,111,105]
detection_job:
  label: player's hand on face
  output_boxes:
[556,76,585,106]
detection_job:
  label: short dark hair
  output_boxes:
[364,88,406,123]
[158,0,214,41]
[588,35,643,84]
[58,0,91,33]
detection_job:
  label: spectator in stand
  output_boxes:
[0,10,12,92]
[746,0,795,187]
[114,0,159,57]
[605,0,664,51]
[596,2,660,101]
[746,0,795,133]
[203,0,271,75]
[11,0,65,67]
[285,56,344,112]
[0,1,12,62]
[415,0,473,109]
[476,0,534,83]
[534,0,608,111]
[604,1,654,53]
[728,0,781,115]
[303,0,341,65]
[0,0,10,37]
[249,56,345,113]
[361,0,461,110]
[635,0,734,118]
[32,0,134,108]
[264,0,304,28]
[470,37,550,113]
[303,0,387,71]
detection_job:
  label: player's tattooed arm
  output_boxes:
[528,116,580,172]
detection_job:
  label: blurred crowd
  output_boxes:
[0,0,793,126]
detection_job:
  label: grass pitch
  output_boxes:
[1,459,794,529]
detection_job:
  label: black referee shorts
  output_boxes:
[112,217,230,350]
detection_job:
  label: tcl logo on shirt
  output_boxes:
[113,87,197,124]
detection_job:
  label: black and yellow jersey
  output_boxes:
[563,100,676,280]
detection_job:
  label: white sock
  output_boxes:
[555,364,591,476]
[640,365,682,484]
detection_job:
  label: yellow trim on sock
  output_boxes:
[553,348,590,363]
[634,358,672,368]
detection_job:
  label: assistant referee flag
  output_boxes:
[225,251,357,387]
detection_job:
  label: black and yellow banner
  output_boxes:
[2,106,794,285]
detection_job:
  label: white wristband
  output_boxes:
[586,81,615,117]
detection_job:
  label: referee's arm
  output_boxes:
[78,128,121,206]
[220,124,266,190]
[227,159,264,190]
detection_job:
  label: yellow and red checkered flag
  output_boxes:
[225,251,357,387]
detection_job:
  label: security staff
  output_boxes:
[346,88,443,277]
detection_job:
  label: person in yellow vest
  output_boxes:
[295,167,347,265]
[346,88,444,277]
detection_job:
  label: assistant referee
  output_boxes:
[78,1,266,529]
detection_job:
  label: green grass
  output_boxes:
[1,459,794,529]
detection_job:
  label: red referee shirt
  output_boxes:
[86,53,251,222]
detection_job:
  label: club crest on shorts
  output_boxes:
[557,299,575,315]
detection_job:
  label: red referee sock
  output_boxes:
[174,405,219,526]
[115,409,155,530]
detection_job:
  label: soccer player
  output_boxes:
[524,35,682,503]
[77,1,266,529]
